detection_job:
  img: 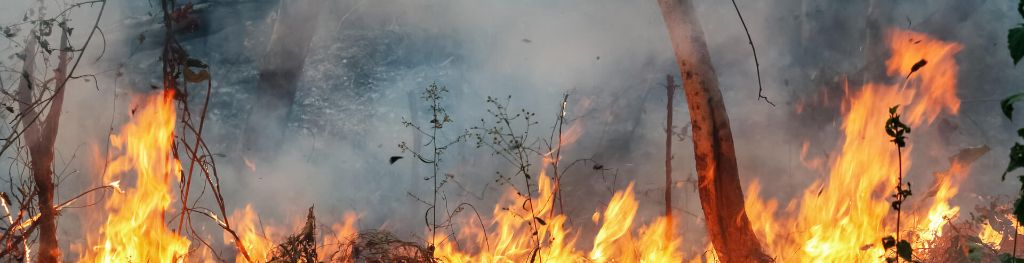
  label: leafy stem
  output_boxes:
[884,105,914,263]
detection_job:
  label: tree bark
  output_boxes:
[15,18,70,263]
[655,0,770,262]
[243,0,323,158]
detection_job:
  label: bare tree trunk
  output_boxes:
[664,74,675,221]
[243,0,323,157]
[655,0,770,262]
[15,19,70,263]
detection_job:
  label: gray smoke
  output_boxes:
[2,0,1023,260]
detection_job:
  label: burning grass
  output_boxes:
[49,26,1024,263]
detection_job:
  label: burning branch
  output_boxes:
[149,0,252,261]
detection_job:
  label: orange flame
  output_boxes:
[433,163,686,262]
[746,28,964,262]
[227,205,360,262]
[979,221,1004,250]
[226,205,275,263]
[80,90,190,262]
[71,28,977,263]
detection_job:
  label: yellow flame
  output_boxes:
[227,205,275,263]
[432,164,687,262]
[980,221,1003,250]
[746,28,964,262]
[80,89,190,262]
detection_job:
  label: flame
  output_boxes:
[68,28,977,262]
[979,221,1004,250]
[746,28,963,262]
[799,140,825,172]
[227,205,275,263]
[243,157,257,172]
[74,89,693,262]
[433,164,686,262]
[227,205,360,262]
[80,89,190,262]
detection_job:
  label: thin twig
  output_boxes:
[730,0,774,107]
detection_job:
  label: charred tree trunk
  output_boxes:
[655,0,770,262]
[243,0,323,157]
[15,19,70,263]
[664,75,675,221]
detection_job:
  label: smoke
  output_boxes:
[2,0,1023,259]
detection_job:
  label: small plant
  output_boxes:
[1008,0,1024,64]
[884,105,916,263]
[1000,94,1024,262]
[471,95,544,252]
[1003,3,1024,259]
[399,82,469,254]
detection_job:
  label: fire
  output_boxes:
[66,26,982,262]
[73,88,689,262]
[433,165,685,262]
[746,28,964,262]
[979,221,1004,250]
[227,205,275,263]
[80,89,190,262]
[227,205,359,262]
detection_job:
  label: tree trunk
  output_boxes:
[243,0,323,157]
[15,18,70,263]
[655,0,770,262]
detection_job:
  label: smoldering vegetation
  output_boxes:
[0,0,1023,261]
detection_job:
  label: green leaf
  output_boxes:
[1001,252,1024,263]
[889,105,899,114]
[1019,0,1024,18]
[970,243,985,262]
[1002,93,1024,120]
[1018,128,1024,139]
[1009,26,1024,65]
[896,240,912,262]
[882,236,896,249]
[1015,196,1024,228]
[1004,143,1024,181]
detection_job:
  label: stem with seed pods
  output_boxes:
[399,83,469,254]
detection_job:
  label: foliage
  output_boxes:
[469,95,545,248]
[1010,0,1024,64]
[398,82,469,252]
[884,105,918,263]
[1002,253,1024,263]
[886,105,912,148]
[1000,95,1024,226]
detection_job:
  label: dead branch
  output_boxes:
[729,0,773,107]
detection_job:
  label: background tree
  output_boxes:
[243,0,323,159]
[1,1,107,261]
